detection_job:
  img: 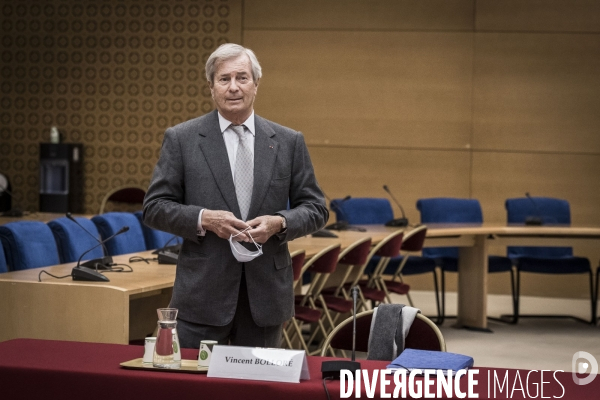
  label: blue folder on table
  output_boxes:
[386,349,474,376]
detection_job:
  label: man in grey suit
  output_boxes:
[143,43,328,349]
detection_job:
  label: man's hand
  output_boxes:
[202,210,251,241]
[245,215,284,244]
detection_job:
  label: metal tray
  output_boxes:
[120,358,208,374]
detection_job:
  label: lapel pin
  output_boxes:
[269,145,274,149]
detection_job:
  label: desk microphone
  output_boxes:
[382,185,409,227]
[524,192,543,226]
[66,212,113,269]
[151,234,182,254]
[321,285,361,378]
[325,195,351,231]
[72,226,129,282]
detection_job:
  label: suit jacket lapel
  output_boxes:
[197,110,241,217]
[248,116,278,220]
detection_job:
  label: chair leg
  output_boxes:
[594,267,600,322]
[509,268,518,323]
[514,269,521,324]
[439,268,446,325]
[589,270,596,325]
[290,319,310,353]
[432,269,442,325]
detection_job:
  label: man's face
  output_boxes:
[210,54,258,123]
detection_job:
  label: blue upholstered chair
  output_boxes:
[417,198,515,324]
[0,221,60,271]
[505,197,595,324]
[0,240,7,273]
[332,198,441,321]
[48,217,105,263]
[91,212,146,256]
[331,197,394,225]
[133,211,182,250]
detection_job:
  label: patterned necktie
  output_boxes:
[231,124,253,220]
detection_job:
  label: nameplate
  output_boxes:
[207,345,310,383]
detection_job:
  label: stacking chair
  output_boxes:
[320,310,445,357]
[417,198,515,324]
[99,185,146,214]
[505,197,595,324]
[340,229,405,312]
[0,240,7,273]
[48,217,105,263]
[0,221,60,271]
[322,236,373,301]
[91,212,146,256]
[293,243,343,354]
[380,225,442,323]
[133,211,181,250]
[331,198,440,315]
[283,250,315,350]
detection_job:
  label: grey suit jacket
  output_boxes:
[143,110,328,327]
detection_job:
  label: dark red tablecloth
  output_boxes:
[0,339,597,399]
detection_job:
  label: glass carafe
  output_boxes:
[153,308,181,369]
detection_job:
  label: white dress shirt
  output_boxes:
[197,112,256,235]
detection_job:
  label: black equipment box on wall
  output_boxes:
[39,143,84,213]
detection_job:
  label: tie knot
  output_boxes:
[231,124,245,140]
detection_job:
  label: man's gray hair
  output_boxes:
[205,43,262,85]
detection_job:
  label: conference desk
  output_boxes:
[1,224,599,344]
[1,339,595,400]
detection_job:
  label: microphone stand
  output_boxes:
[66,212,113,269]
[325,195,351,231]
[525,192,543,226]
[383,185,408,227]
[321,285,361,379]
[72,226,129,282]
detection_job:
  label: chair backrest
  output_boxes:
[298,244,341,305]
[321,310,445,356]
[133,211,181,250]
[0,221,60,271]
[290,249,307,282]
[99,185,146,214]
[328,236,373,297]
[417,197,483,259]
[48,217,105,263]
[505,197,572,258]
[332,198,394,225]
[0,240,7,273]
[401,224,428,252]
[348,229,404,288]
[91,212,146,255]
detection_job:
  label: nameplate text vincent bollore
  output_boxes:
[207,345,310,383]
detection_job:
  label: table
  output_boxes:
[1,339,595,400]
[422,224,600,330]
[0,251,175,344]
[1,224,599,344]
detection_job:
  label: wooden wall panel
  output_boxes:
[472,33,600,153]
[246,31,474,150]
[244,0,474,31]
[476,0,600,33]
[472,152,600,224]
[309,147,471,224]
